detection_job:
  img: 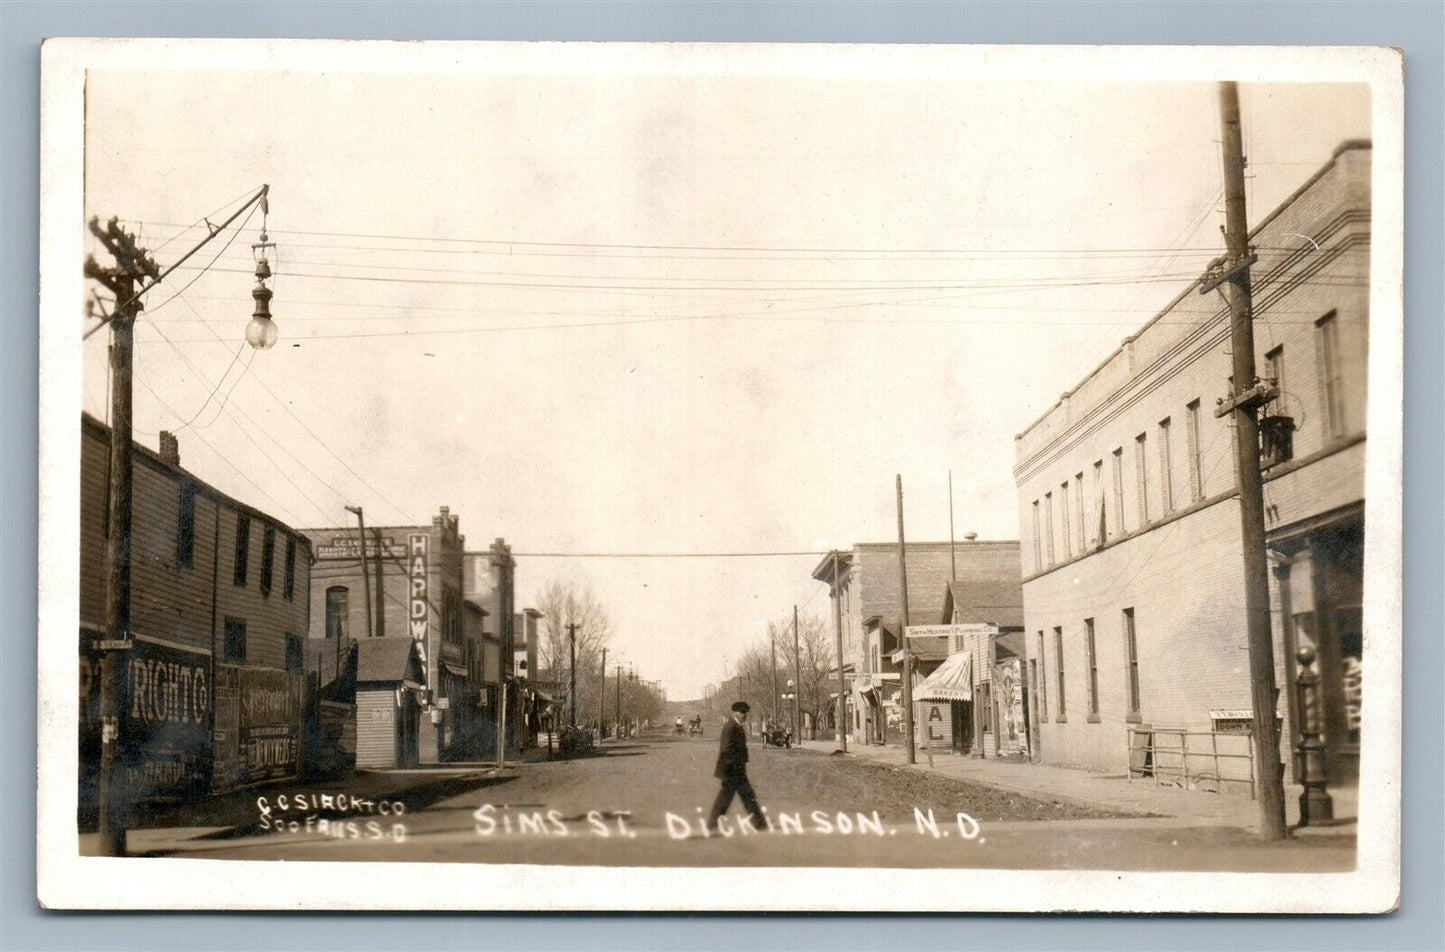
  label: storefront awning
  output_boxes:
[441,661,468,678]
[915,651,973,702]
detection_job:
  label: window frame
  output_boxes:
[1043,491,1055,566]
[232,514,250,586]
[1134,432,1150,526]
[283,537,297,600]
[1036,630,1048,719]
[1123,607,1141,720]
[1186,399,1204,502]
[325,585,350,641]
[224,616,247,663]
[1316,311,1346,437]
[1059,480,1072,558]
[176,480,195,568]
[259,524,276,597]
[1085,617,1100,720]
[285,633,304,674]
[1158,417,1174,513]
[1053,626,1067,721]
[1110,448,1125,535]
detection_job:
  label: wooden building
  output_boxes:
[354,637,425,769]
[79,414,313,809]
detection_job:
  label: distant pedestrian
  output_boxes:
[707,701,767,833]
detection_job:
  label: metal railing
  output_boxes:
[1125,726,1257,799]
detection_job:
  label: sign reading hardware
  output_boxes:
[408,533,430,686]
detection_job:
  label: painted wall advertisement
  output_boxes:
[80,637,212,802]
[237,667,303,784]
[408,533,429,688]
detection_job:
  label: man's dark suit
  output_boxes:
[707,716,766,832]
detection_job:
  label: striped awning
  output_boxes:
[915,652,973,702]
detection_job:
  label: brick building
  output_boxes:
[79,414,313,809]
[463,540,518,751]
[813,539,1019,747]
[1012,141,1371,786]
[303,506,469,764]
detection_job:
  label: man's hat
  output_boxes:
[731,701,750,714]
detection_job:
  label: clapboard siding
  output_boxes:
[356,687,397,768]
[80,415,312,663]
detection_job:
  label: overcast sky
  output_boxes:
[79,58,1370,698]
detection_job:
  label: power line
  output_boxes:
[172,292,419,524]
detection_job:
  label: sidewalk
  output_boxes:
[797,739,1356,836]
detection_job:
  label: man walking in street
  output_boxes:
[707,701,767,833]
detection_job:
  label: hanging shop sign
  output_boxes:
[408,533,430,686]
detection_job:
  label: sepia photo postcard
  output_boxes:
[36,39,1403,912]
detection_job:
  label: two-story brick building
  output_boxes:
[303,507,468,765]
[80,414,314,811]
[1012,141,1370,787]
[813,539,1018,747]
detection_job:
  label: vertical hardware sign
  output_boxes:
[408,533,429,688]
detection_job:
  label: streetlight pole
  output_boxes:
[792,604,802,740]
[82,187,274,857]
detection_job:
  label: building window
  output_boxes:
[1265,344,1285,403]
[1186,399,1204,502]
[1074,473,1086,548]
[1158,418,1174,513]
[259,524,276,597]
[1085,617,1099,718]
[1032,499,1042,572]
[283,537,297,600]
[326,586,349,640]
[233,515,250,586]
[176,481,195,568]
[1036,631,1048,719]
[1134,433,1150,525]
[1059,481,1072,558]
[1054,626,1066,719]
[1123,608,1141,718]
[1092,460,1105,545]
[1110,448,1125,536]
[1043,492,1055,566]
[1316,311,1345,437]
[224,617,247,663]
[285,634,303,674]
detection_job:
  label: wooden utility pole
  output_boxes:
[896,475,916,765]
[792,604,802,740]
[84,217,159,857]
[345,506,373,641]
[599,647,607,738]
[566,622,580,730]
[770,629,780,724]
[615,665,623,737]
[1209,81,1288,840]
[832,550,847,753]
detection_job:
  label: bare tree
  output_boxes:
[534,579,613,724]
[761,611,833,737]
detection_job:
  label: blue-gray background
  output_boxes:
[2,2,1439,950]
